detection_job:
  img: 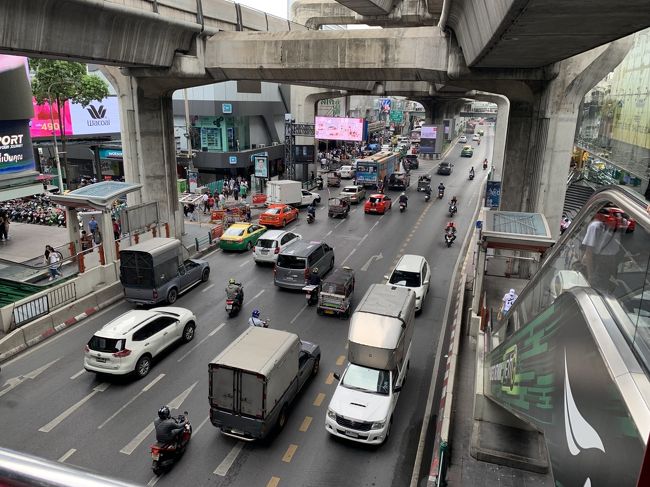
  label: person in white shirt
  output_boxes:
[581,209,623,291]
[502,289,518,314]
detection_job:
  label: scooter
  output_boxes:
[469,172,475,181]
[444,230,456,248]
[303,284,319,306]
[483,159,488,170]
[449,204,457,217]
[399,201,407,213]
[225,288,243,317]
[437,189,445,200]
[150,412,192,476]
[425,192,431,202]
[307,212,315,224]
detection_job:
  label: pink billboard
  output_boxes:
[315,116,364,142]
[30,98,73,138]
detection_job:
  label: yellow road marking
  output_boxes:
[299,416,313,432]
[282,444,298,463]
[325,372,335,385]
[336,355,345,365]
[313,393,326,406]
[267,477,280,487]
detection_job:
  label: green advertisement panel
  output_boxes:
[486,292,643,487]
[389,110,404,123]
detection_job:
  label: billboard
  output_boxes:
[31,96,120,138]
[314,116,363,142]
[421,125,437,139]
[0,120,36,175]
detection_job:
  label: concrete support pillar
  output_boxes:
[102,67,183,237]
[66,208,80,254]
[499,37,632,236]
[99,211,117,263]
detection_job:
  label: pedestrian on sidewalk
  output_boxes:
[44,245,62,281]
[80,231,93,251]
[219,192,225,209]
[499,288,518,320]
[112,218,121,241]
[208,194,215,211]
[88,216,98,237]
[240,183,247,201]
[202,193,209,214]
[0,213,8,240]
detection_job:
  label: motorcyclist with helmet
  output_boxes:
[399,192,408,208]
[225,278,243,307]
[248,309,268,327]
[445,221,457,242]
[154,406,186,447]
[469,166,475,178]
[437,182,445,198]
[306,268,321,305]
[307,202,316,220]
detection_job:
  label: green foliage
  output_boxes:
[29,59,109,107]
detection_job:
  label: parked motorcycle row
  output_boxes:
[1,196,66,226]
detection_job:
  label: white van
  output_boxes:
[385,254,430,311]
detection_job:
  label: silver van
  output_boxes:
[274,241,334,289]
[119,238,210,305]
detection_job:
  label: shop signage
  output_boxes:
[98,148,123,159]
[222,103,233,114]
[0,119,35,174]
[229,156,238,165]
[187,170,198,193]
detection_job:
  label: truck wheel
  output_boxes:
[312,358,320,376]
[167,288,178,304]
[278,406,288,430]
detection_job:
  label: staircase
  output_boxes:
[562,182,596,219]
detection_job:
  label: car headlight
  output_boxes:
[327,409,336,420]
[371,420,385,429]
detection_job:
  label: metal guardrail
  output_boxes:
[12,281,76,329]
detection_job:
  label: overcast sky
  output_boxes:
[234,0,288,19]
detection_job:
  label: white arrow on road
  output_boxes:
[120,381,198,455]
[40,382,110,432]
[0,358,60,398]
[360,252,383,272]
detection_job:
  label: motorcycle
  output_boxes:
[444,230,456,248]
[425,192,431,202]
[449,204,457,217]
[307,212,315,224]
[483,159,488,170]
[225,287,243,317]
[437,189,445,200]
[150,412,192,476]
[316,176,323,190]
[399,201,407,213]
[469,172,475,181]
[303,284,319,306]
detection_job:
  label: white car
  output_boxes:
[472,134,480,141]
[301,189,321,206]
[385,254,430,311]
[458,135,467,143]
[340,185,366,203]
[253,230,301,264]
[84,307,196,378]
[339,165,355,179]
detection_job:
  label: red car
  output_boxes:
[600,207,636,233]
[364,194,392,214]
[259,204,298,228]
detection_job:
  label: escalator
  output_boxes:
[484,186,650,486]
[0,255,72,306]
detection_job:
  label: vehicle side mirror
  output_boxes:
[333,373,341,381]
[394,385,402,393]
[424,279,430,285]
[383,275,389,280]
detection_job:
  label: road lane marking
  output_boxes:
[194,415,211,436]
[359,233,368,244]
[313,393,326,406]
[325,230,332,237]
[282,444,298,463]
[299,416,313,432]
[267,477,281,487]
[290,303,308,325]
[69,370,85,380]
[40,383,110,432]
[201,283,215,293]
[98,374,165,429]
[214,442,244,476]
[341,248,356,265]
[239,259,251,267]
[202,247,223,259]
[369,221,379,232]
[58,448,76,463]
[147,475,161,487]
[325,373,335,385]
[120,382,197,454]
[334,219,345,228]
[336,355,345,366]
[177,323,226,362]
[250,290,265,301]
[0,358,61,398]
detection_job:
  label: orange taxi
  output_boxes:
[259,204,299,228]
[364,194,392,215]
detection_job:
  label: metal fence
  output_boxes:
[12,282,77,329]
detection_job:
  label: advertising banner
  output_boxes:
[254,155,268,178]
[379,99,392,113]
[421,125,437,139]
[30,98,72,138]
[485,180,501,208]
[314,116,364,142]
[486,292,644,486]
[69,96,121,135]
[0,119,36,175]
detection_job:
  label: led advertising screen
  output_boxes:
[0,120,36,174]
[421,125,437,139]
[30,96,121,138]
[315,116,364,142]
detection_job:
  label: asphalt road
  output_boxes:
[0,129,494,487]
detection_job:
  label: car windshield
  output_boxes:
[369,197,383,203]
[440,163,450,168]
[342,188,355,193]
[277,255,306,269]
[265,208,281,215]
[223,227,245,237]
[88,336,125,353]
[342,364,390,395]
[389,269,421,287]
[257,239,275,248]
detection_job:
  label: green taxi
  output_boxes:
[460,145,474,157]
[219,223,267,251]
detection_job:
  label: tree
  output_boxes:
[29,59,109,187]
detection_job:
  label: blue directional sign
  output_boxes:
[229,156,237,165]
[222,103,233,114]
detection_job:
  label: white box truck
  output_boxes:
[209,327,321,441]
[266,180,320,207]
[325,284,415,445]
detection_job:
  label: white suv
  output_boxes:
[385,254,430,312]
[84,307,196,378]
[253,230,301,264]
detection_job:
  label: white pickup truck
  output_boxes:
[266,180,321,207]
